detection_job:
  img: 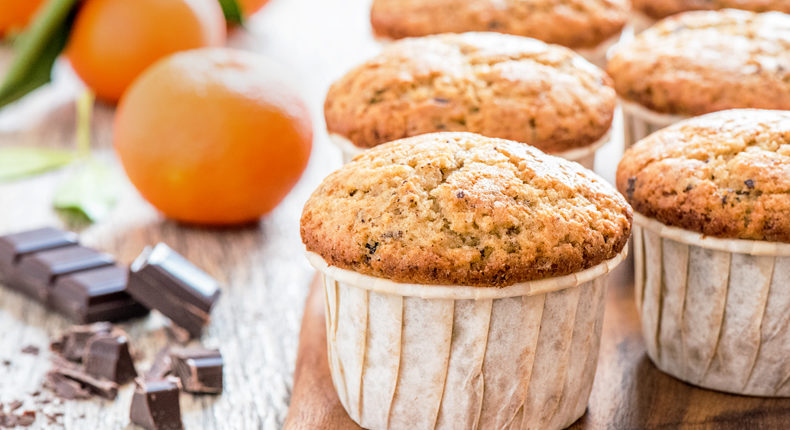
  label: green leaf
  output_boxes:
[218,0,245,26]
[0,0,80,108]
[0,147,75,182]
[53,159,120,223]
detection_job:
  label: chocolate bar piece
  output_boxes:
[0,228,149,323]
[51,322,113,362]
[16,245,114,301]
[170,347,223,394]
[50,357,118,400]
[50,266,148,323]
[44,372,91,400]
[129,379,183,430]
[84,331,138,384]
[128,244,221,338]
[0,228,78,297]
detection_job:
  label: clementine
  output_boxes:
[114,48,313,226]
[0,0,45,35]
[239,0,270,15]
[67,0,226,103]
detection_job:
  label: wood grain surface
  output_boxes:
[286,265,790,430]
[0,0,379,428]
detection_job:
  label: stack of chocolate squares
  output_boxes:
[0,228,148,323]
[0,228,222,338]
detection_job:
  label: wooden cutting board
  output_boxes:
[284,257,790,429]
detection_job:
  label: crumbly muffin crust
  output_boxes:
[302,132,632,287]
[607,10,790,116]
[325,33,616,154]
[617,109,790,243]
[370,0,629,49]
[634,0,790,19]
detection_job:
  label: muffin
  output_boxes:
[302,132,632,429]
[632,0,790,30]
[617,109,790,396]
[370,0,630,65]
[325,33,617,169]
[608,10,790,147]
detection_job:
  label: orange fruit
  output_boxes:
[0,0,45,35]
[114,48,313,226]
[239,0,270,15]
[67,0,226,103]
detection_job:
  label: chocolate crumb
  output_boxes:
[433,97,449,104]
[456,191,465,199]
[365,241,379,255]
[21,346,39,356]
[8,400,23,411]
[2,360,10,367]
[745,179,755,189]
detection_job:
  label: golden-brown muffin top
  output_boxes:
[634,0,790,19]
[302,132,632,287]
[608,10,790,116]
[325,33,616,154]
[371,0,629,49]
[617,109,790,242]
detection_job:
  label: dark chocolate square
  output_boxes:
[170,347,223,394]
[83,331,138,384]
[128,244,221,338]
[130,379,183,430]
[50,265,149,323]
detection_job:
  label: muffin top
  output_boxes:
[607,10,790,116]
[617,109,790,243]
[325,33,616,154]
[370,0,629,49]
[302,132,632,287]
[634,0,790,19]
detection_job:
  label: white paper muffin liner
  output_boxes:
[621,99,688,149]
[330,128,612,170]
[632,213,790,397]
[306,248,628,429]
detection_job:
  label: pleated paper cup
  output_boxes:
[632,213,790,397]
[621,99,687,149]
[331,128,611,170]
[306,248,628,430]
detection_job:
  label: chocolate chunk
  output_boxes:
[170,347,223,394]
[44,372,91,400]
[128,244,221,338]
[51,322,113,362]
[50,265,148,323]
[84,331,137,384]
[130,379,183,430]
[7,400,23,411]
[51,357,118,400]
